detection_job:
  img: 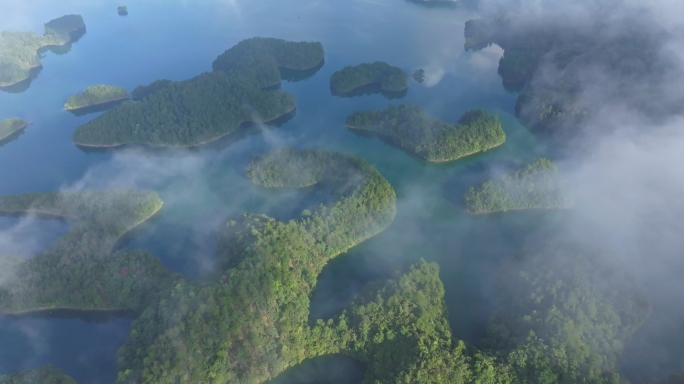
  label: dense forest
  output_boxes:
[0,365,76,384]
[64,85,129,110]
[463,158,573,213]
[0,190,178,314]
[463,14,675,138]
[330,61,408,93]
[346,104,505,162]
[0,15,85,87]
[0,118,29,141]
[212,37,325,89]
[72,72,296,147]
[115,149,397,383]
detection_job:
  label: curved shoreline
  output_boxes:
[0,121,31,141]
[64,96,131,111]
[73,105,297,148]
[464,204,574,215]
[0,202,163,316]
[331,81,408,94]
[346,124,504,163]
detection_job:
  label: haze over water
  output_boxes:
[0,1,550,383]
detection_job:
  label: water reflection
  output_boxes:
[280,60,325,83]
[0,66,42,94]
[331,83,408,100]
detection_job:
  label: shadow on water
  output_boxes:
[266,355,364,384]
[4,309,135,324]
[0,129,27,148]
[280,60,325,83]
[75,108,297,156]
[405,0,459,9]
[0,66,42,94]
[66,98,130,117]
[502,79,526,93]
[331,83,408,100]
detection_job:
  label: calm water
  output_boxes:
[0,1,555,383]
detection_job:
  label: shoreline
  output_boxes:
[64,96,130,111]
[73,105,297,148]
[346,124,505,162]
[331,81,408,94]
[0,121,31,141]
[464,204,574,215]
[0,202,162,316]
[0,65,43,88]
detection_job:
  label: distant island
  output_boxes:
[463,158,573,214]
[0,189,176,315]
[64,85,129,110]
[0,118,29,142]
[411,68,425,83]
[212,37,325,89]
[118,6,128,15]
[0,15,85,88]
[346,104,505,162]
[0,365,76,384]
[72,72,296,147]
[330,61,408,93]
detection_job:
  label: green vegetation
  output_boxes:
[0,365,76,384]
[0,15,85,87]
[0,118,29,141]
[412,68,425,83]
[482,244,651,384]
[130,79,172,100]
[212,37,325,88]
[0,189,178,314]
[72,72,295,147]
[115,149,397,383]
[330,61,408,93]
[463,158,573,214]
[64,85,129,110]
[346,104,505,162]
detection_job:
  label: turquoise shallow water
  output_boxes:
[0,1,556,382]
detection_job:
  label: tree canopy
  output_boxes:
[346,104,505,162]
[0,365,76,384]
[0,118,29,141]
[72,72,295,147]
[64,85,129,110]
[0,15,85,87]
[330,61,408,93]
[212,37,325,89]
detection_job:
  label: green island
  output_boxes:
[463,158,573,214]
[212,37,325,89]
[330,61,408,93]
[0,364,76,384]
[346,104,505,162]
[64,85,129,110]
[0,189,178,314]
[0,118,29,142]
[0,15,85,88]
[0,151,653,383]
[72,71,296,147]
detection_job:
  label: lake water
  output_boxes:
[0,0,559,383]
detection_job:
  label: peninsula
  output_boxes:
[72,71,296,147]
[0,189,177,315]
[0,15,85,88]
[64,85,129,110]
[346,104,505,162]
[463,158,574,214]
[0,118,29,142]
[212,37,325,89]
[330,61,408,93]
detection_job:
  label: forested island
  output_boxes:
[463,158,573,214]
[0,365,76,384]
[72,37,324,147]
[0,189,178,314]
[0,118,29,142]
[72,72,296,147]
[330,61,408,93]
[346,104,505,162]
[0,15,85,88]
[212,37,325,89]
[64,85,129,110]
